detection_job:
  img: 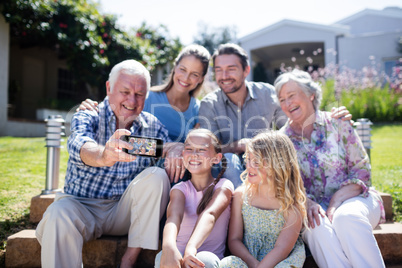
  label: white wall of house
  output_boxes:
[0,14,9,136]
[335,7,402,35]
[240,20,348,80]
[338,31,402,71]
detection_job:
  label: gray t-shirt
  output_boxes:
[198,80,287,145]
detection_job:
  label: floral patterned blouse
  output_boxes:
[280,111,384,222]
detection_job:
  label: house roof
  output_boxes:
[240,19,349,43]
[334,7,402,25]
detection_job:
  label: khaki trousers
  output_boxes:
[36,167,170,268]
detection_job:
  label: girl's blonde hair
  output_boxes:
[184,128,227,215]
[242,130,307,225]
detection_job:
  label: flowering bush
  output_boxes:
[316,63,402,122]
[281,59,402,122]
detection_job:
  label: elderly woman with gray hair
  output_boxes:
[274,69,385,268]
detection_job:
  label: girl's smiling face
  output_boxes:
[182,133,221,175]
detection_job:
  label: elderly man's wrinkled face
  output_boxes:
[106,72,147,127]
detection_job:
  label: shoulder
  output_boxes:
[140,110,161,124]
[138,111,170,139]
[216,178,235,193]
[247,81,275,92]
[72,100,107,127]
[248,81,277,99]
[199,89,224,116]
[278,120,291,134]
[148,90,164,98]
[172,180,191,193]
[233,186,245,201]
[145,91,165,103]
[190,96,200,110]
[283,206,303,228]
[200,88,222,104]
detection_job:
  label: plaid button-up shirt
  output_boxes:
[64,97,170,200]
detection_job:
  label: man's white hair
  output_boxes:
[108,60,151,92]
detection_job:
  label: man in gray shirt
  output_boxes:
[198,43,283,187]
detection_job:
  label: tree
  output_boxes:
[193,22,237,55]
[2,0,182,99]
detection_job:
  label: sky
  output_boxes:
[98,0,402,45]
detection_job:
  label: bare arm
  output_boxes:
[76,98,187,181]
[221,138,251,155]
[227,189,259,268]
[160,189,186,268]
[80,129,136,167]
[182,187,232,268]
[326,183,362,222]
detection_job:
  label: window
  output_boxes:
[57,68,75,100]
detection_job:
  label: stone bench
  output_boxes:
[5,192,402,267]
[6,230,157,268]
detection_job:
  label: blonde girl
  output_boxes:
[155,129,234,268]
[220,131,307,268]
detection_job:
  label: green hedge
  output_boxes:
[321,80,402,122]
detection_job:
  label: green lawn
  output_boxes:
[0,123,401,265]
[371,124,402,185]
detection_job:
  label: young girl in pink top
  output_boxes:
[155,129,234,268]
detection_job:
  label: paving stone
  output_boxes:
[29,194,56,223]
[380,192,393,221]
[5,230,158,268]
[374,222,402,265]
[5,230,41,268]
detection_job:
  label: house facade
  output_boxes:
[239,7,402,83]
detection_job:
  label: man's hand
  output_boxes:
[221,138,250,155]
[163,142,185,184]
[76,98,99,112]
[81,129,136,167]
[331,106,353,124]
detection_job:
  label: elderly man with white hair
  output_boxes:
[36,60,183,268]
